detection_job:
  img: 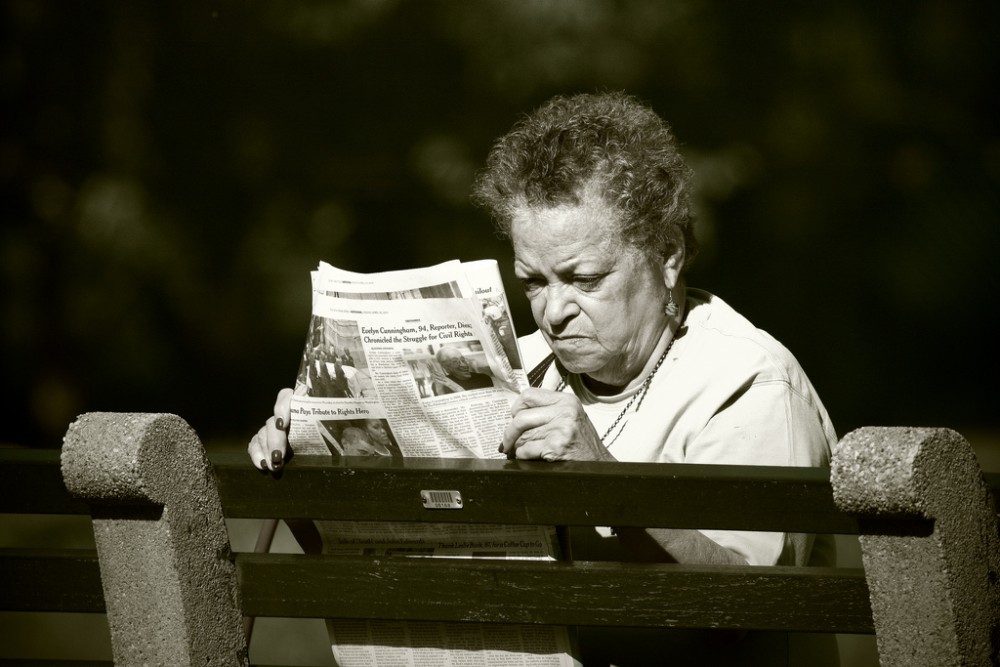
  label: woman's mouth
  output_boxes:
[548,334,587,344]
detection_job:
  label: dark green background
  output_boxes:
[3,0,997,448]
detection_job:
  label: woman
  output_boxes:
[474,92,838,571]
[248,92,838,663]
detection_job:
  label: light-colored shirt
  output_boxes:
[519,288,838,566]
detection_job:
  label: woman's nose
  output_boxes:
[543,285,579,327]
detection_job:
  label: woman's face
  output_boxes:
[511,191,676,389]
[364,420,391,447]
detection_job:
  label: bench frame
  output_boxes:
[4,414,998,666]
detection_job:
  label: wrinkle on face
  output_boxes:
[511,189,669,390]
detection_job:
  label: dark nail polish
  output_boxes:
[260,459,268,470]
[271,450,283,467]
[498,443,504,453]
[275,417,284,430]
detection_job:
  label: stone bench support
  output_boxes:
[832,427,1000,666]
[62,412,247,667]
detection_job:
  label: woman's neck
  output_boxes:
[580,312,683,396]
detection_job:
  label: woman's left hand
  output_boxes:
[500,388,615,461]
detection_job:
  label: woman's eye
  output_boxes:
[573,275,603,291]
[519,278,544,295]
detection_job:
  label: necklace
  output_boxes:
[555,334,676,445]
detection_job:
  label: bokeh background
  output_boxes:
[3,1,998,450]
[2,2,997,664]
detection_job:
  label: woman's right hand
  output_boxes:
[500,387,614,462]
[247,388,294,471]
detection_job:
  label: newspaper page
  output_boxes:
[288,260,579,667]
[289,260,526,455]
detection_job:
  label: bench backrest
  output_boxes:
[48,414,1000,666]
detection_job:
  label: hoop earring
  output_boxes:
[664,291,678,317]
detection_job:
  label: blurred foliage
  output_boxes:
[2,0,997,447]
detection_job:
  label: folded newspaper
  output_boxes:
[289,259,579,667]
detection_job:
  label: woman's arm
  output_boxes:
[614,527,749,565]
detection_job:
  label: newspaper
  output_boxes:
[288,260,579,667]
[289,260,525,458]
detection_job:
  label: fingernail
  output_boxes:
[275,417,284,430]
[260,459,268,470]
[271,450,283,468]
[498,443,504,453]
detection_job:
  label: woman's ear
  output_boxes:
[661,245,685,291]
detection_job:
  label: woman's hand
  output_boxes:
[500,388,615,461]
[247,388,294,471]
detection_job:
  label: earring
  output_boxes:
[664,291,678,317]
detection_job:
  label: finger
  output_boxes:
[507,428,576,462]
[510,439,562,462]
[512,428,609,463]
[247,425,270,470]
[501,390,581,455]
[500,405,563,455]
[510,419,578,459]
[265,416,289,471]
[273,387,294,432]
[509,387,569,413]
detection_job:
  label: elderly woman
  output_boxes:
[249,92,838,664]
[476,92,838,571]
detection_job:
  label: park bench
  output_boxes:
[3,412,999,666]
[1,444,111,667]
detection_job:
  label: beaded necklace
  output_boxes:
[555,334,676,445]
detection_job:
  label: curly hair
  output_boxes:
[471,91,697,268]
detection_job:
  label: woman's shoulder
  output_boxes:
[680,289,839,457]
[683,289,804,384]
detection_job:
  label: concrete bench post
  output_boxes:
[61,412,247,667]
[831,426,1000,667]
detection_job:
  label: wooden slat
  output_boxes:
[0,449,90,515]
[210,450,911,535]
[0,548,105,612]
[1,449,992,535]
[985,472,1000,506]
[0,662,113,667]
[236,553,873,634]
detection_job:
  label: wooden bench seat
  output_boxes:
[4,414,998,666]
